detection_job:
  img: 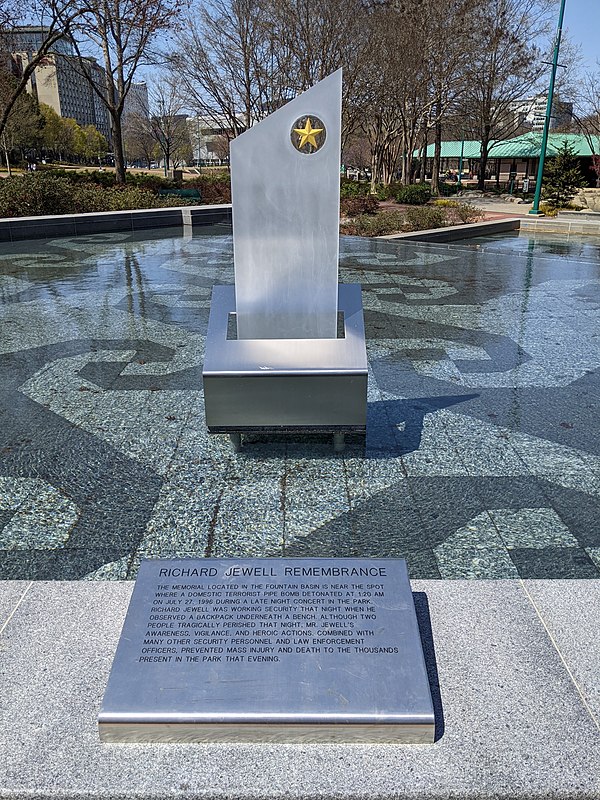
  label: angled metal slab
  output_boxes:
[230,70,342,339]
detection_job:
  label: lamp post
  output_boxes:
[529,0,567,215]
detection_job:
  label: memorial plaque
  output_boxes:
[99,559,434,743]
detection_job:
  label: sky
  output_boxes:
[138,0,600,101]
[562,0,599,69]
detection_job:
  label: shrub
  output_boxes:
[0,174,75,217]
[0,173,190,217]
[438,181,459,196]
[42,168,118,188]
[394,183,431,205]
[68,183,109,213]
[451,202,484,224]
[539,202,558,217]
[33,168,180,193]
[340,196,379,216]
[404,206,445,230]
[72,185,187,212]
[126,172,178,192]
[186,172,231,203]
[430,199,485,224]
[341,210,405,237]
[340,179,370,199]
[375,183,403,200]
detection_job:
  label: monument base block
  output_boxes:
[202,284,367,445]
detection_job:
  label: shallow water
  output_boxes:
[1,227,599,580]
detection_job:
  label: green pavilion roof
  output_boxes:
[423,133,600,159]
[422,140,483,158]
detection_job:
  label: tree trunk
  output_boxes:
[419,129,427,183]
[370,149,378,193]
[478,126,491,191]
[431,117,442,195]
[111,113,126,184]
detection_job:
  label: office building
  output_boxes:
[8,26,111,141]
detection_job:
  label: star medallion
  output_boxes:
[290,115,326,154]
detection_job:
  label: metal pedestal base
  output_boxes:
[203,285,367,449]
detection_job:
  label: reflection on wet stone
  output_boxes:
[0,227,599,579]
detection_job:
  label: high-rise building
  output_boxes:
[8,26,111,142]
[33,54,111,141]
[7,26,75,57]
[510,95,574,132]
[123,82,149,120]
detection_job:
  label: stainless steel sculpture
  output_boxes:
[203,69,367,450]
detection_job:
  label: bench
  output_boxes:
[158,188,202,201]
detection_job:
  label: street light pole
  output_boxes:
[529,0,567,216]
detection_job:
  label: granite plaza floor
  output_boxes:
[1,227,599,582]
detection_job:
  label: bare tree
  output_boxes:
[64,0,185,183]
[123,116,156,168]
[170,0,369,151]
[573,64,600,186]
[459,0,555,189]
[422,0,478,193]
[170,0,274,138]
[140,74,191,173]
[353,0,474,189]
[266,0,370,152]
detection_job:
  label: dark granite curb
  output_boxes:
[379,218,522,242]
[0,204,232,241]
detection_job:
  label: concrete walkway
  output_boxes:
[465,196,534,217]
[1,579,598,799]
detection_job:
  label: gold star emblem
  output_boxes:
[294,117,324,150]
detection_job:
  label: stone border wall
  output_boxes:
[4,205,600,244]
[520,215,600,236]
[0,204,232,242]
[379,218,521,242]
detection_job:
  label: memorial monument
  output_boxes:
[202,70,367,451]
[98,77,434,746]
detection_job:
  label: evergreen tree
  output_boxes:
[542,139,586,209]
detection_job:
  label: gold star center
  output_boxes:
[294,117,324,150]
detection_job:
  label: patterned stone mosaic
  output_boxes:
[1,227,599,580]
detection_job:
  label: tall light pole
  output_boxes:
[529,0,567,215]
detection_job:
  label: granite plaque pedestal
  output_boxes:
[99,558,434,743]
